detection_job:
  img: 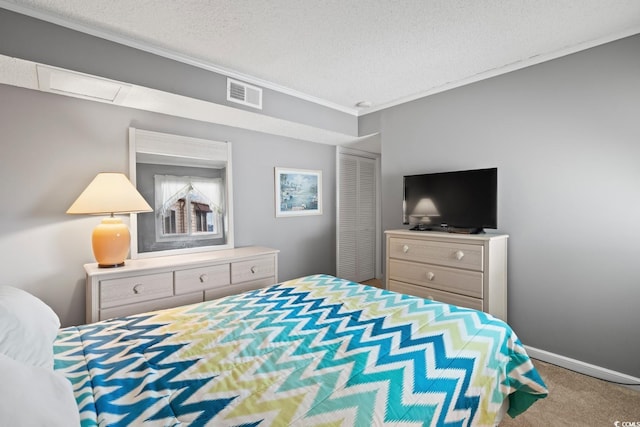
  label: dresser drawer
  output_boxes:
[204,276,275,301]
[174,264,230,295]
[100,272,174,309]
[388,259,483,298]
[100,292,202,320]
[388,237,483,271]
[389,280,483,312]
[231,256,275,283]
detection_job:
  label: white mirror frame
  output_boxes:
[128,127,234,258]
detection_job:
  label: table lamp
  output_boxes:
[67,173,152,268]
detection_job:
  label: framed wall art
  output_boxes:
[275,167,322,217]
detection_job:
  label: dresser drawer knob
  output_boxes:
[402,245,409,253]
[199,274,208,283]
[455,250,465,260]
[250,266,256,274]
[427,272,435,281]
[133,284,144,294]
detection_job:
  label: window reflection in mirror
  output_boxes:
[155,174,224,240]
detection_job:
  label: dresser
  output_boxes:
[385,230,508,321]
[85,246,279,323]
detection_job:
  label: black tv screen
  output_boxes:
[403,168,497,233]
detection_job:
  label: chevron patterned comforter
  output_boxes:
[54,274,547,426]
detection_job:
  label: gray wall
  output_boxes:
[362,34,640,377]
[0,83,336,327]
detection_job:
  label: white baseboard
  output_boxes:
[524,345,640,392]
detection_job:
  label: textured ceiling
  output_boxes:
[2,0,640,114]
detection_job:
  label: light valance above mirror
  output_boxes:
[129,127,234,258]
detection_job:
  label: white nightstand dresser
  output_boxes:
[85,246,279,323]
[385,230,508,321]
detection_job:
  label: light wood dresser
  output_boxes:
[85,246,279,323]
[385,230,508,321]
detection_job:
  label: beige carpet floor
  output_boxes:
[500,359,640,426]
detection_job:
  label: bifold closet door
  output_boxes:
[337,153,376,282]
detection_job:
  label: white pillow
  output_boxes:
[0,353,80,426]
[0,285,60,369]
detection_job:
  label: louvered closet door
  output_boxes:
[338,154,376,282]
[357,158,375,281]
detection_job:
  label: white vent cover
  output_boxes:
[227,78,262,109]
[36,65,131,104]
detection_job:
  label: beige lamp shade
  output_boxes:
[67,173,152,268]
[67,173,152,215]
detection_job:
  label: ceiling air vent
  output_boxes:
[227,78,262,109]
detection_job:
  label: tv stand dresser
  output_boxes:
[85,246,278,323]
[385,230,508,321]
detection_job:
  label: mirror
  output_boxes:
[129,128,233,258]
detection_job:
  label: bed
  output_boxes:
[2,274,547,426]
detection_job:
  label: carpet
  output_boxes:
[500,359,640,426]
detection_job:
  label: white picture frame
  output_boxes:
[275,167,322,217]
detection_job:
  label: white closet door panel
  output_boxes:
[339,233,358,282]
[338,153,377,283]
[338,155,358,281]
[358,160,376,229]
[357,158,376,281]
[339,155,358,229]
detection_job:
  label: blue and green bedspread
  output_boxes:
[54,274,547,426]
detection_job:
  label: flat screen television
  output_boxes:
[403,167,497,234]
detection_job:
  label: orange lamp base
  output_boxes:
[92,217,131,268]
